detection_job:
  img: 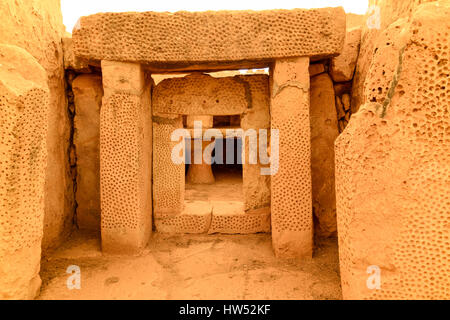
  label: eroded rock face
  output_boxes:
[0,44,49,300]
[330,28,362,82]
[351,0,439,113]
[73,75,103,230]
[0,0,72,252]
[310,74,339,238]
[336,2,450,299]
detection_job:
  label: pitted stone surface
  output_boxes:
[153,73,248,116]
[336,2,450,300]
[0,44,49,299]
[72,8,346,65]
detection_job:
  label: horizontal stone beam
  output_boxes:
[72,8,346,67]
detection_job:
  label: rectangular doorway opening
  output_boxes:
[185,137,243,203]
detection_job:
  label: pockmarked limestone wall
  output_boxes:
[100,61,153,254]
[0,0,72,251]
[336,1,450,299]
[0,45,49,299]
[72,8,346,67]
[73,75,103,230]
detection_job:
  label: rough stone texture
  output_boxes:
[152,115,185,217]
[155,201,212,234]
[271,57,312,260]
[62,37,91,73]
[209,204,270,234]
[346,13,365,29]
[310,74,339,238]
[0,45,49,299]
[100,61,152,254]
[351,0,438,113]
[309,63,326,77]
[330,28,362,82]
[240,75,271,212]
[336,2,450,299]
[72,8,346,67]
[72,75,103,230]
[153,73,248,116]
[0,0,73,253]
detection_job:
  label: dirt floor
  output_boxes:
[38,231,342,300]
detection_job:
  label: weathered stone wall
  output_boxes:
[0,0,73,252]
[0,45,49,299]
[336,1,450,299]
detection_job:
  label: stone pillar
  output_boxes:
[153,115,185,215]
[72,74,103,231]
[186,115,215,184]
[270,57,313,260]
[100,61,152,254]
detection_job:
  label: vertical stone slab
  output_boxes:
[100,61,152,254]
[240,75,271,213]
[152,115,184,215]
[72,74,103,231]
[270,57,312,259]
[0,45,49,299]
[310,73,339,238]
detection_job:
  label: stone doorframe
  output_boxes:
[72,8,346,258]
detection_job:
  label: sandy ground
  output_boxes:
[38,232,342,300]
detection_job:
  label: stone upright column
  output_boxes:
[270,57,313,260]
[186,115,215,184]
[100,61,152,254]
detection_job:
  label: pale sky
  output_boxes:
[62,0,368,33]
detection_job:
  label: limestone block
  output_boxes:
[153,116,185,215]
[153,73,248,116]
[240,75,270,130]
[242,134,271,212]
[334,82,352,96]
[72,74,103,230]
[72,8,346,66]
[270,57,313,260]
[239,75,271,212]
[155,201,212,234]
[0,45,49,299]
[100,61,152,254]
[0,0,73,252]
[309,63,326,77]
[209,204,270,234]
[330,28,362,82]
[336,2,450,300]
[62,37,91,72]
[310,74,339,238]
[350,0,435,113]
